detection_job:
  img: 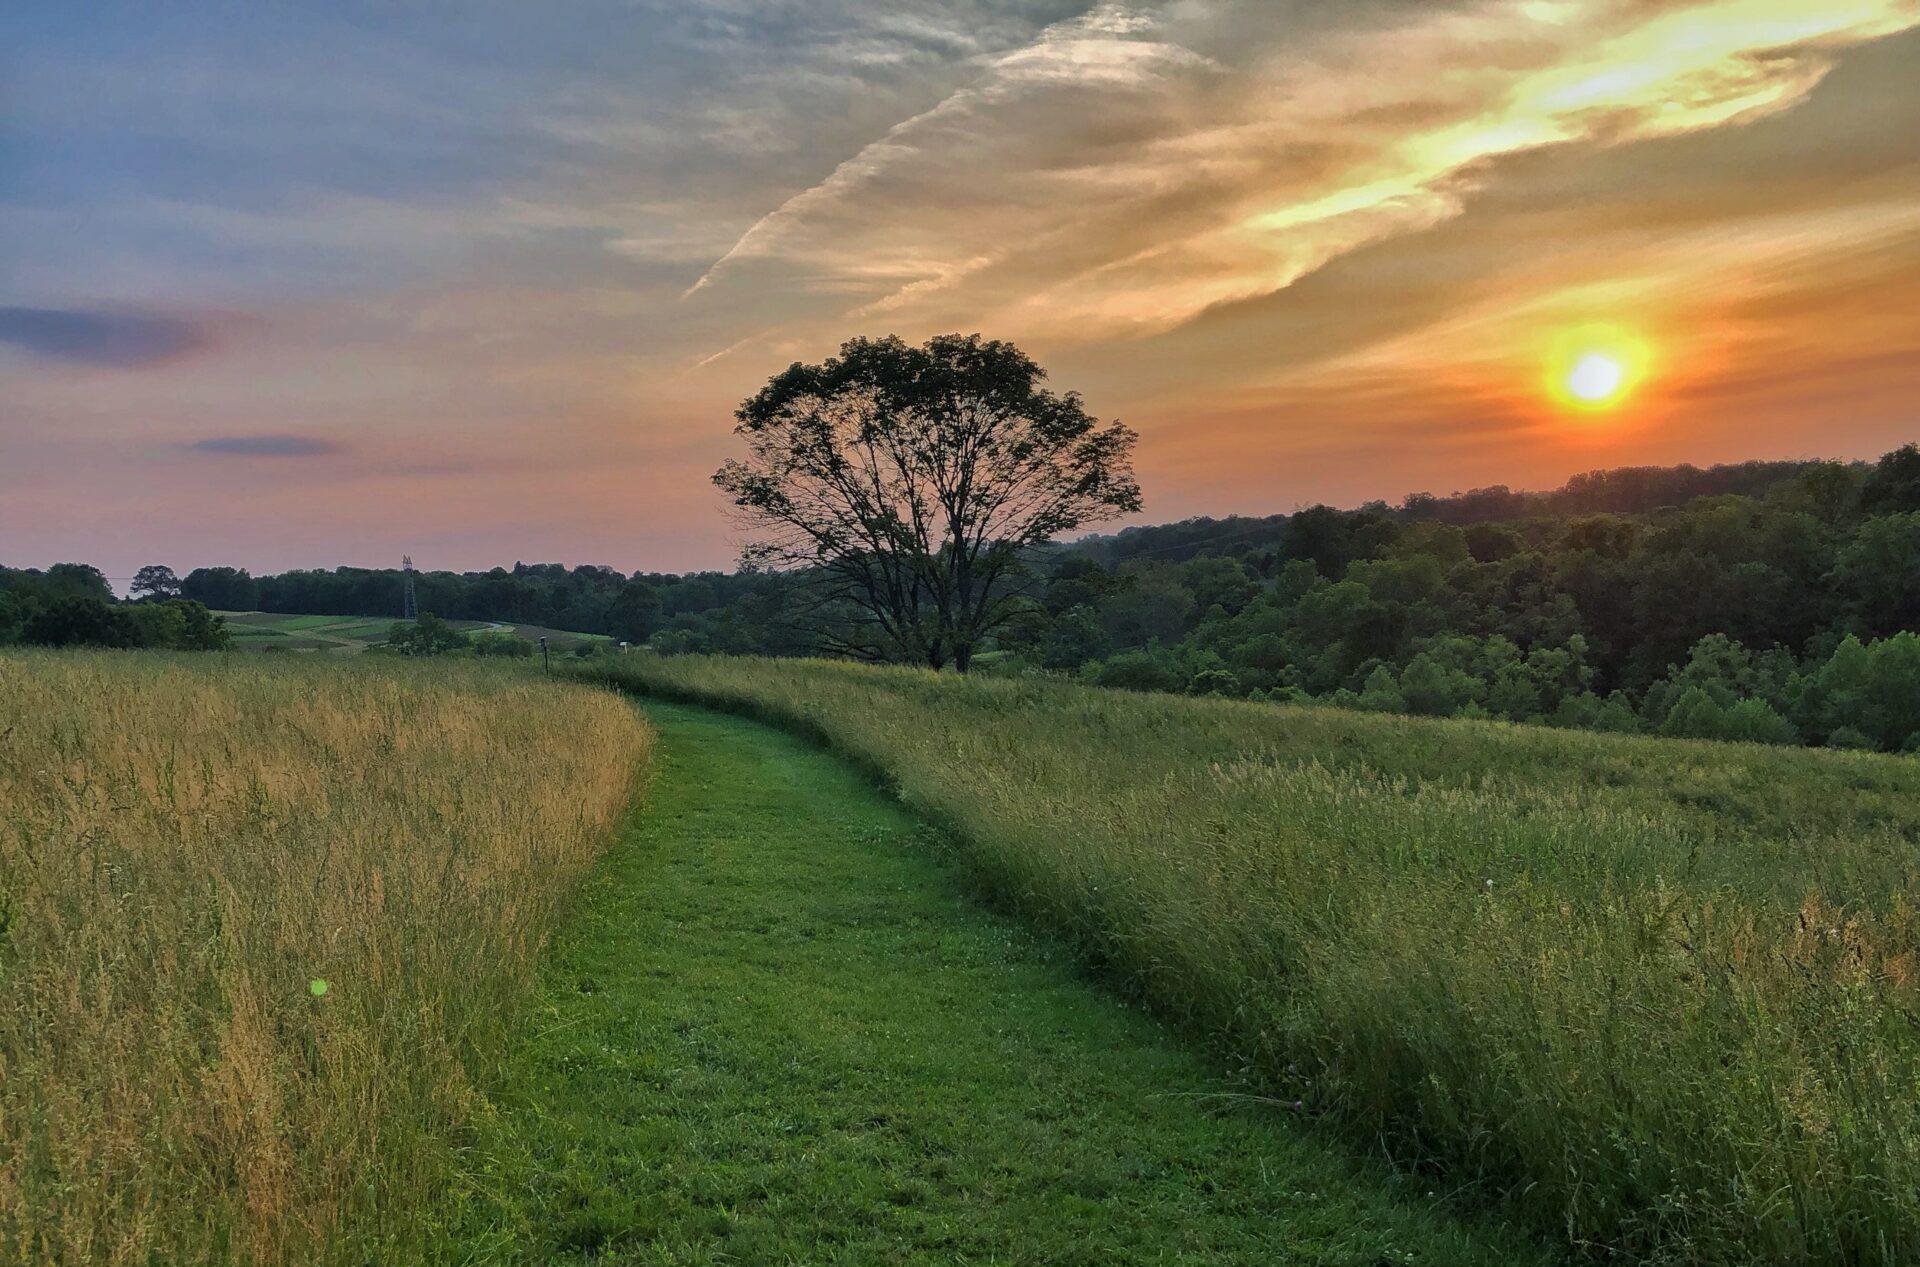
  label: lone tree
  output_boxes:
[130,564,181,602]
[715,333,1141,671]
[385,612,471,657]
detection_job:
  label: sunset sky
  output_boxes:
[5,1,1919,579]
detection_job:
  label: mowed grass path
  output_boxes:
[454,703,1546,1266]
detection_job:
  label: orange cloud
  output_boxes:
[683,0,1920,352]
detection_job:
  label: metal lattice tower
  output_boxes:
[401,555,418,621]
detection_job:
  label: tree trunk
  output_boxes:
[953,643,973,674]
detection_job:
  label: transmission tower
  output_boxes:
[401,555,418,620]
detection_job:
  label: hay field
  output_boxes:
[0,652,649,1264]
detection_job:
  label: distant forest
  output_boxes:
[7,444,1919,751]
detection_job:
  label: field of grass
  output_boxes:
[451,702,1543,1265]
[586,654,1920,1265]
[218,611,611,653]
[0,652,650,1264]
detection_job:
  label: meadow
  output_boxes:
[455,701,1544,1264]
[217,610,610,654]
[587,654,1920,1266]
[0,652,649,1263]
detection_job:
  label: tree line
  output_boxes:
[0,563,230,650]
[172,562,804,654]
[147,450,1920,754]
[1002,442,1920,751]
[7,333,1917,753]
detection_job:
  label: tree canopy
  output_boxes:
[22,436,1920,752]
[130,564,181,602]
[714,334,1140,670]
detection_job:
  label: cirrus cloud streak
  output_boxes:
[683,0,1920,349]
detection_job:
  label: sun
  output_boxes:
[1566,352,1623,403]
[1546,324,1649,413]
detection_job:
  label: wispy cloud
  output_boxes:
[682,3,1217,303]
[0,306,210,368]
[187,435,342,457]
[5,1,1917,577]
[681,0,1920,345]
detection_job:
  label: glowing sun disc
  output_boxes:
[1567,352,1624,403]
[1545,324,1649,413]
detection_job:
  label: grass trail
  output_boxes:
[587,656,1920,1262]
[455,702,1545,1265]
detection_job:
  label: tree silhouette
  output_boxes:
[715,334,1141,670]
[130,564,181,602]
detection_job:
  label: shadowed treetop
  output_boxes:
[715,333,1141,670]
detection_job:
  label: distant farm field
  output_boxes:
[218,610,610,653]
[589,654,1920,1266]
[0,652,650,1263]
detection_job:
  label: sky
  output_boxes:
[4,0,1919,579]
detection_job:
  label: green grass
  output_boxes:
[451,702,1545,1265]
[218,611,386,652]
[582,655,1920,1266]
[214,612,609,653]
[484,621,614,648]
[315,617,400,640]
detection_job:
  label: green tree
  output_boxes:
[1187,667,1241,696]
[1550,691,1642,733]
[1641,634,1784,729]
[1830,513,1920,636]
[1351,665,1408,713]
[1659,687,1728,740]
[1774,461,1861,523]
[0,589,26,645]
[1796,634,1875,747]
[1098,568,1196,650]
[181,566,259,610]
[1043,556,1120,615]
[1037,605,1108,671]
[171,601,230,650]
[130,564,181,602]
[1397,652,1477,716]
[23,597,140,648]
[129,601,188,646]
[716,333,1142,671]
[471,630,534,657]
[1090,650,1182,694]
[1859,443,1920,515]
[1488,665,1544,721]
[386,613,471,656]
[1179,557,1259,617]
[1723,698,1798,746]
[1854,633,1920,752]
[607,581,665,644]
[44,564,113,602]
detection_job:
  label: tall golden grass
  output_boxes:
[590,654,1920,1265]
[0,651,649,1264]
